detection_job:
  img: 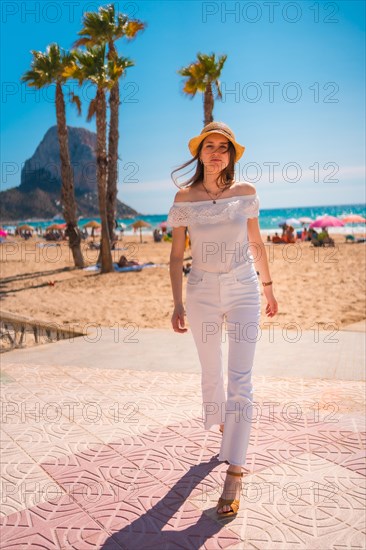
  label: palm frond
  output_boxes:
[21,43,76,87]
[78,11,110,42]
[73,37,92,48]
[107,55,134,81]
[87,97,97,121]
[70,44,124,89]
[178,51,227,97]
[182,80,197,97]
[21,68,46,87]
[69,92,82,115]
[63,59,80,81]
[215,79,223,99]
[123,20,145,39]
[75,3,145,48]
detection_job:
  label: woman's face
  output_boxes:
[200,133,230,174]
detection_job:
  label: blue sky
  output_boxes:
[1,0,365,214]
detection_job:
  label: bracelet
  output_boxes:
[262,281,273,287]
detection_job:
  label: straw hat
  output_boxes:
[188,121,245,161]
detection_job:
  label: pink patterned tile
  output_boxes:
[108,424,200,453]
[122,439,204,469]
[17,440,108,466]
[334,449,366,476]
[0,495,102,548]
[282,429,365,459]
[331,413,365,432]
[143,456,223,500]
[279,505,366,547]
[75,478,178,531]
[1,467,61,517]
[71,530,124,549]
[107,495,240,550]
[59,471,241,549]
[85,422,166,445]
[316,488,366,528]
[42,457,138,500]
[62,478,133,516]
[1,365,364,549]
[1,423,99,448]
[0,429,12,442]
[163,415,205,433]
[40,443,122,470]
[257,417,321,438]
[240,440,307,474]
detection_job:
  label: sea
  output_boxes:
[2,202,365,236]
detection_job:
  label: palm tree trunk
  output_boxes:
[95,87,114,273]
[204,83,214,126]
[55,82,84,268]
[107,79,119,245]
[107,41,119,246]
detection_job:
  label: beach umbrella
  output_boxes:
[298,216,313,225]
[17,224,34,232]
[83,221,101,228]
[340,214,366,223]
[82,220,101,240]
[285,217,301,226]
[309,215,344,230]
[278,218,299,227]
[128,220,152,243]
[46,223,63,231]
[340,214,366,235]
[17,224,34,231]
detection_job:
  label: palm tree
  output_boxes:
[67,44,132,274]
[178,53,227,126]
[22,44,84,268]
[74,3,145,244]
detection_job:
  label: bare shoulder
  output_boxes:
[173,187,191,203]
[233,182,257,196]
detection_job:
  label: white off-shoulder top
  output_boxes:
[167,193,260,272]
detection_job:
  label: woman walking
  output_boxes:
[167,121,278,518]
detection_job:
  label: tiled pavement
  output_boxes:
[0,329,365,549]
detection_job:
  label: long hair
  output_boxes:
[171,140,236,191]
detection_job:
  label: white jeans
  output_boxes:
[185,262,261,466]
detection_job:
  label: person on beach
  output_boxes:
[272,232,283,243]
[167,121,278,518]
[117,255,140,267]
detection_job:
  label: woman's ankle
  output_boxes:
[227,464,242,473]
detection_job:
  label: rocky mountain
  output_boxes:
[0,126,140,222]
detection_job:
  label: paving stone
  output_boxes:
[1,354,364,548]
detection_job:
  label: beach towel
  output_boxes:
[83,263,167,272]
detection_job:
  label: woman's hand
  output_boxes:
[171,304,188,333]
[263,287,278,318]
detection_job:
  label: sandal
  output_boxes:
[216,469,243,518]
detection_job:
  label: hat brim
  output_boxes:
[188,130,245,162]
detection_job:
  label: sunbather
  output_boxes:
[272,232,284,243]
[117,255,155,268]
[117,255,140,267]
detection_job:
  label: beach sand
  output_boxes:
[1,233,365,339]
